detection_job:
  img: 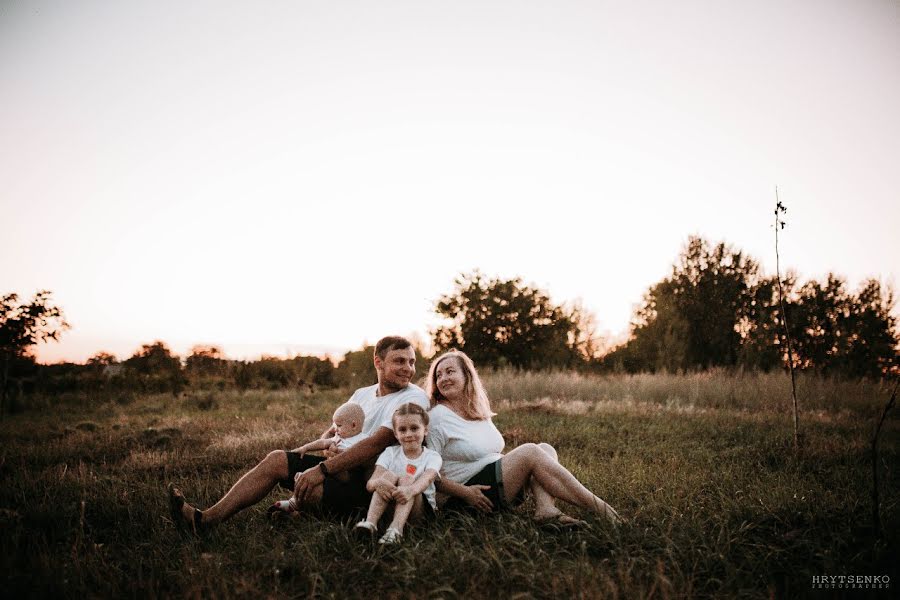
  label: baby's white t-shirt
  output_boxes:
[348,384,429,436]
[375,445,443,509]
[333,431,368,450]
[426,403,505,484]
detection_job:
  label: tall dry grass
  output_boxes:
[481,368,890,416]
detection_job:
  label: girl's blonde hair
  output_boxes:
[425,350,494,420]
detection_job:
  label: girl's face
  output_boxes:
[435,357,466,400]
[393,413,426,449]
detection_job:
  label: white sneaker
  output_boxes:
[378,527,402,545]
[353,520,377,540]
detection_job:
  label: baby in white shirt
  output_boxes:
[269,402,368,514]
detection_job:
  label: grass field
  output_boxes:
[2,371,897,598]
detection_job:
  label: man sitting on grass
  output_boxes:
[168,336,429,532]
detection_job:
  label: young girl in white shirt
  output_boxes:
[354,402,442,544]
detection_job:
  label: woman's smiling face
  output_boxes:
[435,356,466,400]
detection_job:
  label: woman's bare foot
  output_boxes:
[534,509,589,530]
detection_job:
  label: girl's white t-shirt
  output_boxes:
[375,445,443,509]
[426,403,505,484]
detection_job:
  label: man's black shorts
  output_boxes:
[279,452,372,518]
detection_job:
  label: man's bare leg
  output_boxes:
[173,450,322,527]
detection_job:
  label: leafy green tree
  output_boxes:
[431,271,586,369]
[843,279,898,377]
[785,277,898,378]
[626,237,766,371]
[0,291,69,417]
[124,341,185,394]
[291,355,335,388]
[185,345,227,377]
[87,352,118,368]
[333,346,377,389]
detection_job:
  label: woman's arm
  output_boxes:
[435,477,494,513]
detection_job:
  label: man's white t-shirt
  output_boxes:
[348,383,429,436]
[426,403,505,484]
[375,445,443,509]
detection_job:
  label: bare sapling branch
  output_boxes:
[871,380,897,539]
[774,188,800,450]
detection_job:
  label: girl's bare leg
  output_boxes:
[387,475,424,534]
[500,443,622,524]
[364,472,399,525]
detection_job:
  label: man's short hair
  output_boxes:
[374,336,413,360]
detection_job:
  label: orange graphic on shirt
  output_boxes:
[406,464,417,475]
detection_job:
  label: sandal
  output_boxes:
[168,483,203,535]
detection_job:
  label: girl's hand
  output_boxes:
[392,485,414,505]
[373,477,397,501]
[464,484,494,513]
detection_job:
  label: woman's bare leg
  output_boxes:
[500,443,621,524]
[529,443,561,519]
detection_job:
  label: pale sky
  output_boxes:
[2,0,898,364]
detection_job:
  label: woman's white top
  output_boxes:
[375,445,443,509]
[426,403,505,484]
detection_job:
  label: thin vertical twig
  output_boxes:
[872,381,897,539]
[774,187,800,450]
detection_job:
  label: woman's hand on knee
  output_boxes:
[463,484,494,513]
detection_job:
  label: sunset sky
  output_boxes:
[2,0,898,364]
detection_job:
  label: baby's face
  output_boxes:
[333,416,359,438]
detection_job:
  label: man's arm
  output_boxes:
[294,426,395,502]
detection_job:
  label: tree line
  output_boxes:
[2,235,898,414]
[431,237,898,378]
[4,341,432,405]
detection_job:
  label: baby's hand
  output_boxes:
[322,444,343,459]
[392,485,414,505]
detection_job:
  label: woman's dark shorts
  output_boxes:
[442,459,524,514]
[279,452,372,518]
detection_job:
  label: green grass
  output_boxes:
[1,374,897,598]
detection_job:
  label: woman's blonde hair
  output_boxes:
[425,350,494,420]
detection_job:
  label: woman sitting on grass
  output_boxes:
[426,350,623,527]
